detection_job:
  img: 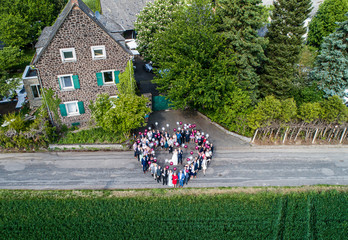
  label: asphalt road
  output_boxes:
[0,146,347,189]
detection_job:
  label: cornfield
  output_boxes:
[0,189,346,239]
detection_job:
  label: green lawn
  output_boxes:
[0,188,347,239]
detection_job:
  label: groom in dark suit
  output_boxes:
[162,168,168,185]
[156,166,162,183]
[178,148,183,165]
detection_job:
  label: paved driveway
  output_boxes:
[141,109,250,149]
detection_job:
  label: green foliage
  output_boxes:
[89,93,150,136]
[280,98,297,123]
[0,189,346,239]
[41,88,61,125]
[291,84,324,106]
[307,0,348,48]
[0,108,57,150]
[0,0,60,48]
[248,96,282,129]
[118,61,136,95]
[152,0,238,110]
[298,102,322,123]
[57,127,127,144]
[205,88,254,136]
[3,112,25,133]
[0,46,24,97]
[260,0,312,98]
[320,96,348,123]
[217,0,266,102]
[310,15,348,98]
[0,46,23,71]
[82,0,102,13]
[135,0,183,61]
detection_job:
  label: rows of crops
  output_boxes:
[0,189,346,239]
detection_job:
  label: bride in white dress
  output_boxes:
[171,149,178,165]
[168,170,173,187]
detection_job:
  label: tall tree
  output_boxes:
[152,0,239,110]
[217,0,266,102]
[0,0,60,48]
[0,46,23,97]
[310,15,348,98]
[135,0,183,61]
[307,0,348,49]
[260,0,312,98]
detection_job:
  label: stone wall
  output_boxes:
[36,6,131,126]
[23,78,42,108]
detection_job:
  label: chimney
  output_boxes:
[71,0,79,5]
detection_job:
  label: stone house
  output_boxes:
[29,0,132,126]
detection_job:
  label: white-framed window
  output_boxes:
[65,101,79,116]
[58,74,74,90]
[30,84,42,99]
[101,70,115,84]
[59,48,76,62]
[91,45,106,60]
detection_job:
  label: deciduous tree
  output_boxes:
[89,93,150,136]
[135,0,183,61]
[152,0,238,110]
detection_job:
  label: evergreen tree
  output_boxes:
[217,0,266,102]
[310,15,348,98]
[307,0,348,49]
[260,0,312,98]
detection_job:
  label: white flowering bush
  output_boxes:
[135,0,183,61]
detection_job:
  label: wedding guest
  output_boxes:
[141,157,147,174]
[202,157,207,176]
[162,168,168,185]
[172,172,178,188]
[156,166,162,183]
[178,170,185,188]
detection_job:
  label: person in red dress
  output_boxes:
[172,172,178,188]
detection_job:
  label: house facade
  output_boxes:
[30,0,132,126]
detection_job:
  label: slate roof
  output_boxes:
[33,0,132,64]
[101,0,154,31]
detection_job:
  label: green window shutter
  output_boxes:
[72,75,80,89]
[114,71,120,84]
[59,104,67,117]
[96,72,103,86]
[77,101,85,114]
[58,77,61,90]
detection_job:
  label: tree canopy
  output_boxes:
[216,0,266,102]
[135,0,183,61]
[310,15,348,98]
[89,93,150,136]
[0,0,63,48]
[152,0,240,110]
[260,0,312,98]
[307,0,348,49]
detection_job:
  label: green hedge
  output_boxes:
[0,189,346,239]
[57,127,127,144]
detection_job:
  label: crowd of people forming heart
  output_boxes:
[133,122,214,188]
